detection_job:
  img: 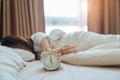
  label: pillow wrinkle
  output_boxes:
[13,49,35,62]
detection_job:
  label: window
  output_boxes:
[44,0,87,34]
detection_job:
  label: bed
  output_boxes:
[0,30,120,80]
[0,44,120,80]
[18,61,120,80]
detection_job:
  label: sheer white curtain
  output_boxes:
[78,0,88,31]
[44,0,88,34]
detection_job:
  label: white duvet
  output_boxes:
[48,30,120,66]
[51,31,120,52]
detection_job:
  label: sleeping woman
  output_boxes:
[1,29,120,60]
[0,29,77,60]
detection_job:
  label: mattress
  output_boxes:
[18,61,120,80]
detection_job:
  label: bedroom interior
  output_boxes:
[0,0,120,80]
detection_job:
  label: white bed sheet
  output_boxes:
[18,61,120,80]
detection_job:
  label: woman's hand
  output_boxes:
[58,45,77,55]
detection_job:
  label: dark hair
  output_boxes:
[1,35,40,60]
[1,35,33,51]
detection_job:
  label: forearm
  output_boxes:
[40,38,51,51]
[40,38,77,55]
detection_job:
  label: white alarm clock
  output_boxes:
[41,50,61,71]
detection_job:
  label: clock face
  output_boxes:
[41,51,61,71]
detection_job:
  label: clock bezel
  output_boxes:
[41,50,61,71]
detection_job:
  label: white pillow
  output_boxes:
[60,49,120,66]
[0,46,26,70]
[0,46,27,80]
[13,49,35,62]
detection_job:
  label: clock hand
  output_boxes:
[50,55,53,66]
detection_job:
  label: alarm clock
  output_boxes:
[41,49,61,71]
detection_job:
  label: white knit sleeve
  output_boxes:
[31,32,47,45]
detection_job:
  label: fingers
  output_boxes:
[63,45,75,49]
[60,45,78,55]
[64,45,77,52]
[66,46,77,53]
[67,47,77,53]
